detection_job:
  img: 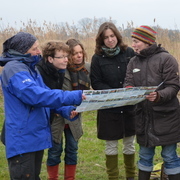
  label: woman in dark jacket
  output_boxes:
[90,22,136,180]
[124,25,180,180]
[37,40,90,180]
[37,41,78,180]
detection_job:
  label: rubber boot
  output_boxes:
[123,153,136,180]
[168,173,180,180]
[106,154,119,180]
[64,164,76,180]
[47,164,59,180]
[138,169,151,180]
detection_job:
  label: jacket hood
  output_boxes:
[0,50,42,67]
[137,43,169,59]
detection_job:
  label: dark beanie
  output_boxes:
[131,25,157,45]
[3,32,37,54]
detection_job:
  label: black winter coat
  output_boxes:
[36,60,65,90]
[90,47,135,140]
[36,59,65,123]
[124,43,180,147]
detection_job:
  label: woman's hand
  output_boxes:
[70,110,78,119]
[146,92,158,102]
[82,94,86,100]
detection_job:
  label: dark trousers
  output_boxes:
[8,150,44,180]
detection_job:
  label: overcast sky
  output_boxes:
[0,0,179,29]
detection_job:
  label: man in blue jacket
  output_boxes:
[0,32,84,180]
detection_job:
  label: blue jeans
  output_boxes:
[47,127,78,166]
[138,144,180,175]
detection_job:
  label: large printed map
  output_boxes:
[76,86,157,112]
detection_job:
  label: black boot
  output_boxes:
[168,173,180,180]
[138,170,151,180]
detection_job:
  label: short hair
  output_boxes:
[42,41,70,61]
[95,22,127,55]
[66,39,87,66]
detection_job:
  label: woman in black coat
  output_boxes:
[36,41,79,180]
[90,22,136,180]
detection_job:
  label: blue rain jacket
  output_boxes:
[0,52,82,158]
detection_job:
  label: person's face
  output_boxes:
[132,38,150,54]
[72,45,84,65]
[48,50,68,70]
[25,40,41,56]
[103,29,118,49]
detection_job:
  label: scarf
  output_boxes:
[102,46,120,57]
[68,62,90,90]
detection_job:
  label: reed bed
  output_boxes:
[0,19,180,63]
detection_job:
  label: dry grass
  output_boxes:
[0,19,180,63]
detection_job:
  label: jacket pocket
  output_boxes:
[152,106,180,135]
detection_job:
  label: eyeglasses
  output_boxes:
[54,56,68,59]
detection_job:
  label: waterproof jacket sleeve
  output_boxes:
[1,61,82,108]
[54,106,78,121]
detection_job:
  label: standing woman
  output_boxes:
[36,41,78,180]
[90,22,136,180]
[124,25,180,180]
[38,39,90,180]
[63,38,91,179]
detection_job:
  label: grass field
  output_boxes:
[0,102,176,180]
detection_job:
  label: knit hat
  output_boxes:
[3,32,37,54]
[131,25,157,45]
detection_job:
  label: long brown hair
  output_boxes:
[95,22,127,55]
[66,39,87,66]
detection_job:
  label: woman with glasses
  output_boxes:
[37,41,69,90]
[36,41,74,180]
[37,39,90,180]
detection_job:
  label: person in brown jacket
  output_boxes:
[124,25,180,180]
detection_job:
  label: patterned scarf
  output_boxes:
[102,46,120,57]
[68,62,90,90]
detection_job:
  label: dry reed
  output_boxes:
[0,19,180,63]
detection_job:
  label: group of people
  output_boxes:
[0,21,180,180]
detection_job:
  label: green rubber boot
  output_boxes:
[106,154,119,180]
[123,153,136,180]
